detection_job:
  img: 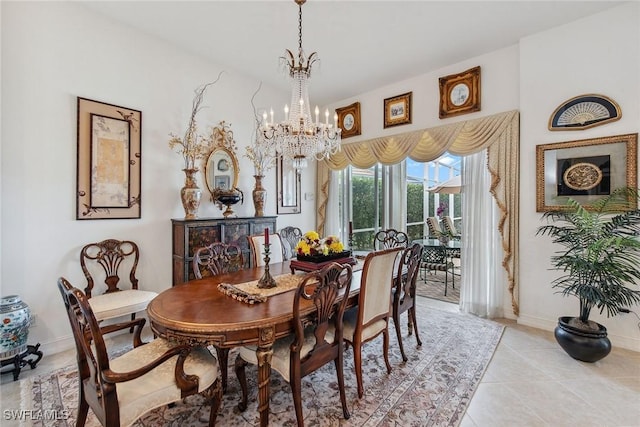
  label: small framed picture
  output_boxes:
[439,66,481,119]
[214,175,230,190]
[384,92,412,128]
[336,102,361,138]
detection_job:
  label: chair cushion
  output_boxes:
[110,338,218,427]
[238,328,333,382]
[342,307,387,343]
[422,263,449,271]
[89,289,158,321]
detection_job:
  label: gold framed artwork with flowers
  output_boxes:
[76,97,141,220]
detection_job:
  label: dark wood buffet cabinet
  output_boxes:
[171,216,277,286]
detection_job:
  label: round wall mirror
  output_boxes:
[205,147,239,195]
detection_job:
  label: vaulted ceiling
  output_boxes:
[81,1,623,105]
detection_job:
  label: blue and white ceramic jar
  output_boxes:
[0,295,32,360]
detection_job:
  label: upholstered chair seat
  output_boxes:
[89,289,158,321]
[110,339,219,427]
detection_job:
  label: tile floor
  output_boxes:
[1,297,638,427]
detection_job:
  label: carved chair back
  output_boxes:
[193,242,244,279]
[80,239,139,297]
[373,229,409,250]
[279,226,303,260]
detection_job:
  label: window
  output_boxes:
[339,154,461,250]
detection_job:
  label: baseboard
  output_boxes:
[39,334,76,356]
[518,314,640,353]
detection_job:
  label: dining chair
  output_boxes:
[248,233,285,266]
[193,242,244,279]
[373,228,410,250]
[392,243,424,362]
[279,226,303,260]
[425,217,443,239]
[235,262,353,426]
[80,239,158,325]
[342,246,403,398]
[57,277,222,427]
[192,242,244,392]
[420,245,455,295]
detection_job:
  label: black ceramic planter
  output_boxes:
[554,316,611,363]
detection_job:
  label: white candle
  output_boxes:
[325,109,329,125]
[334,112,338,128]
[262,111,268,127]
[315,106,320,123]
[284,104,289,120]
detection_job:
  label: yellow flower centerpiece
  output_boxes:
[295,231,349,262]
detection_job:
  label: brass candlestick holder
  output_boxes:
[257,243,276,289]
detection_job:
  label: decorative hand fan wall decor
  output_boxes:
[548,94,621,131]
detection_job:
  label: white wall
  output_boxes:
[326,3,640,351]
[326,45,520,141]
[0,1,316,354]
[2,2,638,355]
[519,3,640,351]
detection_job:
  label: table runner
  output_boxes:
[217,273,304,304]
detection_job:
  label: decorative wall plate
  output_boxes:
[438,66,481,119]
[336,102,361,138]
[549,94,621,131]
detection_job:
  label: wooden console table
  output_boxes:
[171,216,277,286]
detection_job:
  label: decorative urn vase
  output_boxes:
[252,175,266,217]
[0,295,32,360]
[554,316,611,363]
[181,168,202,220]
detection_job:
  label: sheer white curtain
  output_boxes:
[459,150,504,318]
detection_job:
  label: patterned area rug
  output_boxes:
[25,304,502,426]
[416,270,460,304]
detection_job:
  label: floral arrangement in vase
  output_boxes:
[168,72,224,170]
[295,231,347,261]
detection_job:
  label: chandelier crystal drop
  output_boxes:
[258,0,341,170]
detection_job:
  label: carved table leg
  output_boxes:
[256,326,275,427]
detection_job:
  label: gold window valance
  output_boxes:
[317,109,520,315]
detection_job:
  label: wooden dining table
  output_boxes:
[147,260,363,426]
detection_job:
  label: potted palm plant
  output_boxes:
[537,187,640,362]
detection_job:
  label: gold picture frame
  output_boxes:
[76,97,141,219]
[438,66,481,119]
[336,101,361,138]
[535,133,637,212]
[384,92,412,128]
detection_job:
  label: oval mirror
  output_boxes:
[205,147,239,195]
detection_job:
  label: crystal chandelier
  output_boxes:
[258,0,341,170]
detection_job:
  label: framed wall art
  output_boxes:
[336,101,361,138]
[438,66,481,119]
[276,157,301,214]
[535,133,637,212]
[548,94,621,131]
[76,97,142,220]
[384,92,412,128]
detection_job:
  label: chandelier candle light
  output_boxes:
[258,0,341,171]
